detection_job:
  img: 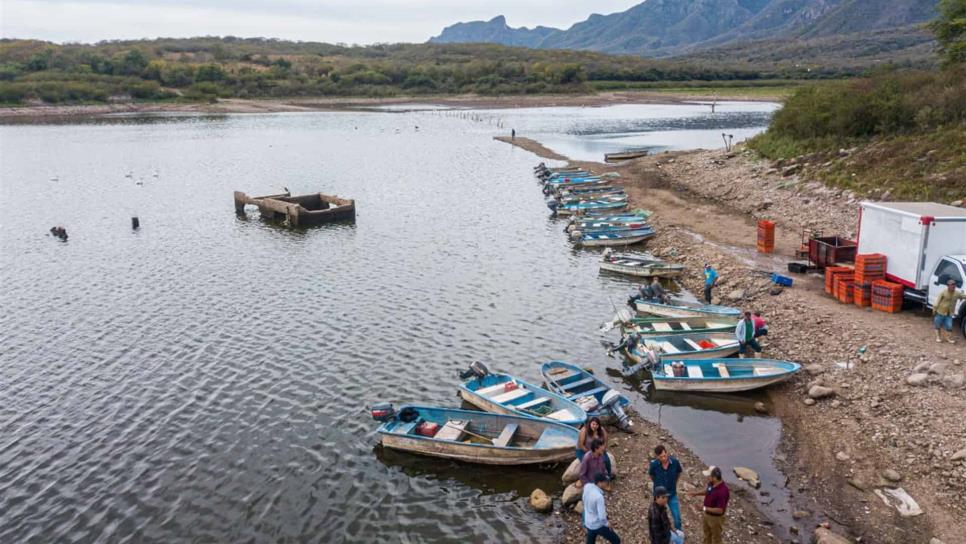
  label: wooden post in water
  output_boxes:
[131,217,140,230]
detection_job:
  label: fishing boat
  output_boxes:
[555,199,629,216]
[581,208,652,218]
[648,359,801,393]
[633,297,741,318]
[600,252,684,278]
[575,227,655,247]
[637,332,740,360]
[605,148,650,162]
[576,223,650,235]
[541,361,632,429]
[622,315,738,336]
[570,213,653,228]
[458,364,587,427]
[558,190,627,204]
[372,404,579,464]
[557,186,626,199]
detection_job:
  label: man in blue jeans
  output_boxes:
[583,472,621,543]
[703,263,718,304]
[648,444,683,531]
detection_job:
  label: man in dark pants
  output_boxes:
[583,472,621,543]
[703,263,718,304]
[735,311,763,359]
[648,486,673,544]
[648,444,683,531]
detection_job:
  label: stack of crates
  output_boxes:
[825,266,853,295]
[834,274,855,304]
[871,279,904,313]
[853,283,873,307]
[757,220,775,253]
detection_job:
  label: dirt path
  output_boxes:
[502,136,966,543]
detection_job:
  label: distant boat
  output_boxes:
[622,315,738,336]
[605,148,650,162]
[633,297,741,318]
[575,227,655,247]
[554,199,629,216]
[373,404,579,465]
[600,253,684,278]
[458,368,587,427]
[558,189,627,205]
[648,359,801,393]
[541,361,631,429]
[636,332,740,360]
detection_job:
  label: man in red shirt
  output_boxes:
[687,466,729,544]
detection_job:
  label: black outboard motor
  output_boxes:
[370,402,395,422]
[459,361,490,381]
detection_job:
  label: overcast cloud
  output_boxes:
[1,0,641,44]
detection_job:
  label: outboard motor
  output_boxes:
[600,390,632,431]
[370,402,395,422]
[569,229,582,240]
[459,361,490,381]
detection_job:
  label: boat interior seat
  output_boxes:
[435,420,469,441]
[659,341,680,354]
[687,366,704,378]
[577,386,608,399]
[396,420,419,434]
[663,364,674,377]
[680,323,692,330]
[548,369,579,381]
[563,377,595,391]
[517,397,550,410]
[753,367,780,377]
[492,388,530,404]
[477,383,509,397]
[711,338,734,347]
[683,338,704,350]
[546,409,573,421]
[492,423,519,448]
[653,323,673,331]
[713,363,730,378]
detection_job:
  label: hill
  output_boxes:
[430,0,939,64]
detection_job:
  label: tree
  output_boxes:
[931,0,966,67]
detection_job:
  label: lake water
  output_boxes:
[0,103,786,543]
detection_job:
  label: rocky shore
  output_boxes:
[504,137,964,543]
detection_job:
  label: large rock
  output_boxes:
[951,448,966,462]
[562,458,581,484]
[562,482,582,507]
[942,373,964,389]
[574,500,584,514]
[733,466,760,488]
[529,488,552,513]
[815,527,851,544]
[607,452,617,477]
[808,385,836,399]
[906,373,929,386]
[727,289,746,302]
[804,364,825,376]
[882,469,902,483]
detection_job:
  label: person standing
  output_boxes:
[703,264,718,304]
[648,444,683,531]
[735,311,762,358]
[933,278,965,344]
[583,472,622,543]
[687,466,730,544]
[511,128,516,140]
[648,486,673,544]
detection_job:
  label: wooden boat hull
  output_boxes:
[600,260,684,278]
[377,405,578,465]
[649,359,801,393]
[540,361,630,425]
[631,332,741,361]
[605,149,649,162]
[634,299,741,318]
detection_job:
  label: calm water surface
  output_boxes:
[0,104,786,543]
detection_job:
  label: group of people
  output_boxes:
[578,438,731,544]
[735,310,768,358]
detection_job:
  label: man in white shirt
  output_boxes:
[583,472,621,543]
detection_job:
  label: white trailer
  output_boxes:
[857,202,966,336]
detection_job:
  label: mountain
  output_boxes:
[428,15,560,48]
[429,0,938,59]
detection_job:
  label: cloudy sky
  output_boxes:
[2,0,641,44]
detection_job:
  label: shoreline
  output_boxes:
[0,90,786,121]
[502,136,964,543]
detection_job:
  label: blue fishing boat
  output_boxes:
[554,199,629,216]
[457,364,587,427]
[575,227,655,246]
[572,223,649,234]
[558,192,627,205]
[372,404,579,464]
[633,297,741,318]
[647,359,802,393]
[558,185,626,195]
[541,361,632,429]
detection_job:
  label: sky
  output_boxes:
[1,0,642,45]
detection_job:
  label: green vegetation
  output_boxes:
[0,37,835,105]
[930,0,966,66]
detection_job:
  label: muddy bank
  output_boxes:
[0,90,784,121]
[506,136,965,543]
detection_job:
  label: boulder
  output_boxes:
[804,364,825,376]
[808,385,835,399]
[815,527,851,544]
[562,483,581,507]
[529,488,552,513]
[882,469,902,483]
[562,458,581,484]
[733,466,760,488]
[754,401,768,414]
[792,510,810,519]
[574,500,584,514]
[951,448,966,462]
[607,452,618,477]
[727,289,746,302]
[906,373,929,386]
[928,362,948,376]
[804,398,816,406]
[942,373,964,389]
[835,451,850,462]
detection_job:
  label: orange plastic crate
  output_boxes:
[825,266,854,294]
[853,284,872,307]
